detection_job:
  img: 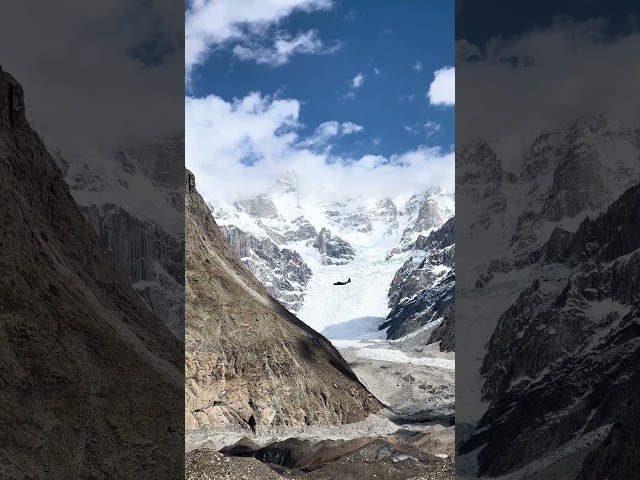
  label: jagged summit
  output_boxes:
[271,168,300,194]
[457,114,640,477]
[210,172,454,341]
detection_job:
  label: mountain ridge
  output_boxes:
[185,169,381,433]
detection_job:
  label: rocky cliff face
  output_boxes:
[0,67,183,478]
[56,137,185,339]
[382,218,455,344]
[457,115,640,477]
[463,184,640,477]
[219,224,312,312]
[313,227,356,265]
[427,308,455,353]
[185,170,380,433]
[387,190,454,259]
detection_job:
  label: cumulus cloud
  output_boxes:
[341,122,364,134]
[412,60,423,72]
[342,73,365,100]
[232,29,341,66]
[185,0,334,80]
[351,73,365,88]
[374,67,381,75]
[186,92,453,204]
[427,66,455,106]
[457,17,640,149]
[0,1,183,155]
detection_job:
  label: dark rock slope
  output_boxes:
[461,183,640,477]
[0,68,183,478]
[185,170,380,432]
[382,217,455,346]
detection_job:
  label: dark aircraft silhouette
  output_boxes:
[333,278,351,286]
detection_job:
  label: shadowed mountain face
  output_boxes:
[462,183,640,477]
[383,217,455,346]
[184,170,381,432]
[456,114,640,478]
[0,69,183,478]
[57,137,186,339]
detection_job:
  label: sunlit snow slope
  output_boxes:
[211,171,454,346]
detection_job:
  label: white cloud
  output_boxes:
[412,61,423,72]
[404,121,442,137]
[185,0,334,81]
[373,138,381,146]
[275,120,362,148]
[298,120,339,147]
[232,29,341,66]
[374,67,381,75]
[424,121,442,137]
[0,1,183,155]
[341,122,364,134]
[427,66,455,106]
[457,18,640,149]
[186,92,453,204]
[351,73,365,89]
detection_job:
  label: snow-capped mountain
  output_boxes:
[51,136,185,339]
[218,223,312,312]
[382,217,455,347]
[185,170,380,432]
[456,115,640,478]
[211,171,454,342]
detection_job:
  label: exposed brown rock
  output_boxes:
[185,170,380,433]
[0,69,183,478]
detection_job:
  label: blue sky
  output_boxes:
[185,0,455,204]
[457,0,637,45]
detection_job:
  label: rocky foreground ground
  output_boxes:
[185,336,455,480]
[186,441,454,480]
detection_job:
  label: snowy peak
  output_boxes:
[215,181,453,254]
[271,169,300,194]
[383,217,455,342]
[212,175,455,339]
[236,195,282,220]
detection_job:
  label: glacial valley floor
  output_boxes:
[186,335,455,480]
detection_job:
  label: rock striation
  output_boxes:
[312,228,356,265]
[382,218,455,345]
[219,224,312,312]
[0,67,184,479]
[56,136,185,339]
[185,169,380,433]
